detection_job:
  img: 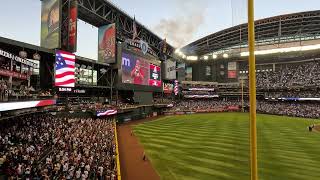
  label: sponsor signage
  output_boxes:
[68,0,77,52]
[124,39,158,57]
[149,64,161,87]
[188,88,215,91]
[227,61,237,78]
[58,87,86,93]
[0,69,28,80]
[163,83,174,94]
[164,59,176,80]
[98,23,116,64]
[184,94,219,98]
[0,49,37,67]
[40,0,61,49]
[185,67,192,81]
[228,70,237,78]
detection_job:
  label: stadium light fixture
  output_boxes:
[212,54,217,59]
[186,56,198,61]
[240,44,320,56]
[223,53,229,58]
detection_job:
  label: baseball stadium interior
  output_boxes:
[1,0,320,179]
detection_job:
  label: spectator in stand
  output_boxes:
[0,114,118,180]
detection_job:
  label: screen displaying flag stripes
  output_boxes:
[96,109,118,117]
[55,50,75,87]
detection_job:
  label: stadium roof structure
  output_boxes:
[181,10,320,57]
[76,0,175,57]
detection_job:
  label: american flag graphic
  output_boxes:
[55,50,75,87]
[97,109,118,117]
[174,80,179,96]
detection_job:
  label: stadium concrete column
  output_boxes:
[248,0,258,179]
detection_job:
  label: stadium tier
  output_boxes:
[1,1,320,179]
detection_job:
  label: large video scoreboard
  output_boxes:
[117,45,162,92]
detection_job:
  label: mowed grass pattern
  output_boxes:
[133,113,320,180]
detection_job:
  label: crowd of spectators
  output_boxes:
[257,101,320,118]
[0,80,8,101]
[0,114,118,180]
[170,98,320,119]
[0,79,52,102]
[251,60,320,89]
[172,99,240,112]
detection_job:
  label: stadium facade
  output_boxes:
[179,10,320,83]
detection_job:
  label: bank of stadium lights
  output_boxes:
[186,56,198,61]
[222,53,229,58]
[175,49,196,60]
[240,44,320,56]
[212,54,217,59]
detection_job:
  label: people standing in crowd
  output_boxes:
[0,114,118,180]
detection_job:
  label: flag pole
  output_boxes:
[248,0,258,179]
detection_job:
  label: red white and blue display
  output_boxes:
[96,109,118,117]
[174,80,179,95]
[149,64,161,87]
[55,50,76,87]
[0,99,56,112]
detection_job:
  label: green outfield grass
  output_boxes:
[133,113,320,180]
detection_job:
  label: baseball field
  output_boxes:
[132,113,320,180]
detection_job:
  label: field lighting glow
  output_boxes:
[203,56,208,60]
[223,53,229,58]
[212,54,217,59]
[186,56,198,61]
[240,44,320,56]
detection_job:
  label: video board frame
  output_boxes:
[116,44,162,92]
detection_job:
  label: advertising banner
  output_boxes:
[68,0,77,52]
[228,70,237,78]
[185,67,192,81]
[164,59,176,80]
[149,64,161,87]
[227,62,237,78]
[0,69,28,80]
[163,83,174,94]
[41,0,61,49]
[98,23,116,64]
[205,66,211,76]
[228,62,237,70]
[177,63,185,81]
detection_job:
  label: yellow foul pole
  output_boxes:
[241,79,244,112]
[248,0,258,179]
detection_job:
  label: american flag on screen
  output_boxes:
[55,50,75,87]
[97,109,118,117]
[174,80,179,96]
